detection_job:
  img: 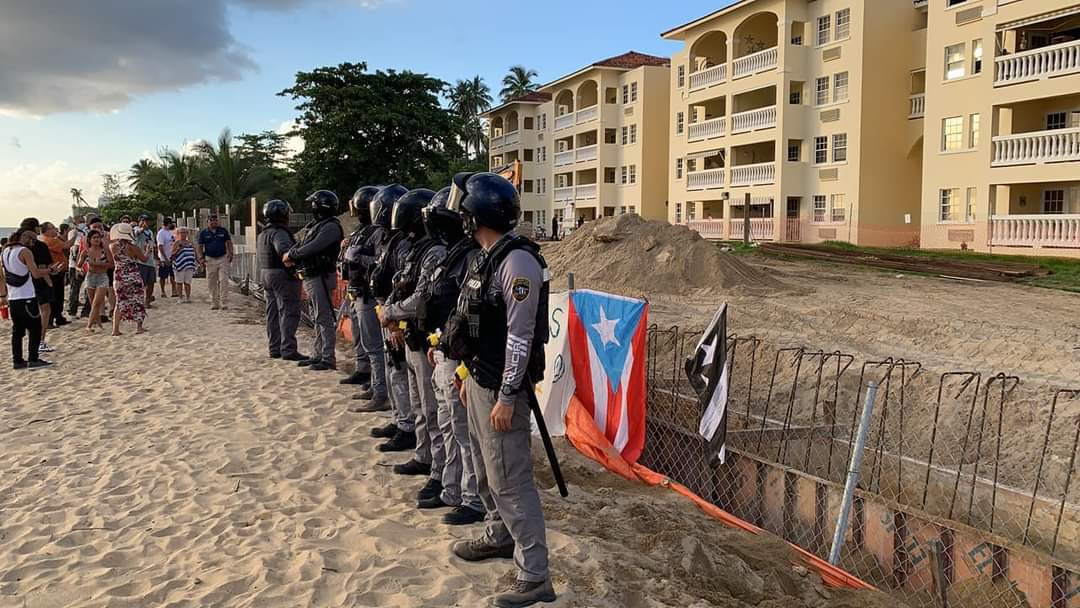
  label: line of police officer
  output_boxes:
[257,173,556,608]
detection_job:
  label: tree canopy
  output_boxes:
[500,65,539,102]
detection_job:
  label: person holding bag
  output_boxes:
[1,228,54,369]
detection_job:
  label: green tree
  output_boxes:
[499,65,539,102]
[193,128,273,220]
[448,76,493,160]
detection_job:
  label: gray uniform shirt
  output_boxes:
[288,219,342,262]
[384,243,447,321]
[495,249,544,399]
[381,237,413,305]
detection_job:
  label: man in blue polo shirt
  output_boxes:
[196,213,234,310]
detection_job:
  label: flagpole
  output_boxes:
[829,381,879,566]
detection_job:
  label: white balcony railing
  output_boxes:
[732,46,778,79]
[686,168,725,191]
[689,64,728,92]
[685,218,775,241]
[576,105,599,125]
[575,144,598,162]
[504,130,521,146]
[685,219,726,239]
[555,113,575,131]
[992,127,1080,166]
[490,135,504,148]
[688,116,727,142]
[554,150,575,167]
[994,40,1080,86]
[990,214,1080,249]
[909,94,925,119]
[554,187,574,202]
[729,161,776,186]
[730,105,777,134]
[575,184,598,200]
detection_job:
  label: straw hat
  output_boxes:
[110,222,135,242]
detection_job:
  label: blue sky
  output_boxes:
[0,0,731,226]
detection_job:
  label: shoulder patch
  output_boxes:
[511,277,531,302]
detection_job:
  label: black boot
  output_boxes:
[282,353,309,362]
[339,370,370,385]
[417,478,442,500]
[370,423,398,439]
[392,459,432,476]
[297,357,321,368]
[308,360,337,371]
[377,430,417,452]
[443,506,486,526]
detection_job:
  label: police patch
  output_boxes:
[511,277,531,302]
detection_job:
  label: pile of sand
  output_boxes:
[545,214,781,295]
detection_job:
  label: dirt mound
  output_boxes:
[545,214,781,295]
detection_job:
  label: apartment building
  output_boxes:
[483,91,555,228]
[664,0,924,246]
[918,0,1080,257]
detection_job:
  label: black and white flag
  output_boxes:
[684,304,729,464]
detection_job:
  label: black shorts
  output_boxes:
[158,264,174,280]
[138,265,157,286]
[33,280,54,306]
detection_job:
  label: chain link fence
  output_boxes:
[640,324,1080,608]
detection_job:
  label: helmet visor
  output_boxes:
[447,182,465,213]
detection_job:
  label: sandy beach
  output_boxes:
[0,280,895,608]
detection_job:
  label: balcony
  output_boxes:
[685,218,775,241]
[554,150,575,167]
[554,187,574,203]
[990,215,1080,249]
[729,161,776,186]
[909,94,925,119]
[575,184,598,200]
[688,116,727,142]
[504,130,521,146]
[555,113,575,131]
[576,105,599,125]
[575,144,598,163]
[991,128,1080,166]
[730,105,777,134]
[490,134,504,149]
[686,168,725,191]
[994,40,1080,86]
[732,46,778,79]
[689,64,728,92]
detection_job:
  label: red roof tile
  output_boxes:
[508,91,552,103]
[592,51,670,70]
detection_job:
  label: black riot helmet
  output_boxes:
[349,186,379,224]
[422,187,465,245]
[263,199,292,225]
[455,172,520,235]
[306,190,340,220]
[391,188,435,237]
[371,184,408,230]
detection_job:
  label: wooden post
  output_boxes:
[930,539,950,608]
[743,192,752,245]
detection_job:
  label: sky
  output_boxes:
[0,0,736,227]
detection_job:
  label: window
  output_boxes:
[942,116,963,151]
[537,210,546,227]
[621,126,629,145]
[972,39,983,75]
[675,202,683,224]
[629,124,637,144]
[622,85,630,104]
[605,128,617,144]
[524,149,534,162]
[524,117,535,130]
[788,139,802,162]
[540,146,547,162]
[539,178,547,194]
[539,114,547,130]
[939,188,960,222]
[676,111,685,134]
[813,195,827,222]
[686,158,697,173]
[523,180,534,193]
[676,158,684,179]
[814,136,828,164]
[969,114,980,148]
[677,65,686,88]
[604,167,617,183]
[817,15,831,46]
[833,72,849,103]
[965,187,976,222]
[830,194,846,222]
[621,166,628,185]
[790,82,803,105]
[631,82,638,102]
[816,77,830,106]
[1045,190,1066,214]
[1047,112,1068,130]
[629,165,637,184]
[687,202,696,220]
[945,43,966,80]
[832,133,848,162]
[835,9,850,40]
[947,0,966,6]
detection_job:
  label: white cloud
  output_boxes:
[0,162,107,226]
[276,120,305,160]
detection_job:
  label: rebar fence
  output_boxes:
[640,324,1080,608]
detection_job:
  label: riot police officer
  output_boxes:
[339,186,380,392]
[284,190,344,371]
[258,200,306,362]
[444,173,556,607]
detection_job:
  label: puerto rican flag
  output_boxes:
[566,290,648,464]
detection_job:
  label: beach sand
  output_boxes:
[0,281,894,608]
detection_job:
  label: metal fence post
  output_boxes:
[829,380,879,565]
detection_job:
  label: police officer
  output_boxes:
[339,186,376,385]
[444,173,555,607]
[417,182,486,525]
[284,190,344,371]
[342,186,390,409]
[258,200,306,361]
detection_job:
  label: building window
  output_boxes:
[631,82,638,102]
[947,0,966,6]
[629,165,637,184]
[972,39,983,74]
[524,117,535,130]
[524,149,534,162]
[687,202,696,220]
[622,85,629,104]
[605,128,617,144]
[817,15,831,46]
[945,43,966,80]
[523,180,534,193]
[833,72,849,103]
[939,188,960,222]
[830,194,846,222]
[677,65,686,88]
[541,146,547,162]
[539,178,547,194]
[540,114,547,130]
[1047,112,1068,130]
[942,117,963,151]
[675,202,683,224]
[965,187,976,221]
[686,158,697,173]
[813,195,827,222]
[788,139,802,162]
[816,77,830,106]
[969,113,980,148]
[621,166,628,185]
[621,126,629,145]
[832,133,848,162]
[676,158,684,179]
[814,136,828,164]
[604,167,617,183]
[630,124,637,144]
[789,82,803,105]
[537,210,546,227]
[1045,190,1066,214]
[835,9,850,40]
[676,111,685,134]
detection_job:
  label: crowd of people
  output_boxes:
[260,173,556,608]
[0,212,235,368]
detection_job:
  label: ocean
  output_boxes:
[0,227,15,241]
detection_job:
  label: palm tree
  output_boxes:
[500,65,539,102]
[448,77,493,160]
[69,188,86,206]
[193,128,272,217]
[127,159,157,193]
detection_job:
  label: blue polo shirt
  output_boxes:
[198,226,232,258]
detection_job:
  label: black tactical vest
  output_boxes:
[416,238,479,337]
[257,224,293,271]
[299,217,342,276]
[344,224,377,289]
[370,232,408,300]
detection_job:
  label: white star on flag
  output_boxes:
[592,306,621,348]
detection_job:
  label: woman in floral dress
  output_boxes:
[108,222,148,336]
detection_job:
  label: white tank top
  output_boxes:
[2,246,36,301]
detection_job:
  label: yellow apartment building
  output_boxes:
[482,91,555,229]
[663,0,924,246]
[919,0,1080,257]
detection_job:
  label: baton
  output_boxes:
[527,389,569,498]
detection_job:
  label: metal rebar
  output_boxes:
[1052,415,1080,555]
[1024,390,1079,546]
[924,372,979,510]
[829,381,880,566]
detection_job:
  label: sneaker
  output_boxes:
[38,342,55,353]
[27,360,53,369]
[351,387,375,401]
[297,358,321,368]
[269,353,282,359]
[418,495,450,510]
[55,318,70,327]
[377,430,417,453]
[492,579,556,608]
[370,423,398,439]
[417,478,442,500]
[13,361,28,370]
[351,397,391,413]
[392,459,432,476]
[443,506,486,526]
[339,371,370,385]
[308,361,337,371]
[281,353,309,362]
[451,538,515,562]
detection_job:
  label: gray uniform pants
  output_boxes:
[352,299,386,398]
[303,273,337,364]
[432,351,484,512]
[387,345,413,432]
[262,269,302,357]
[465,378,550,583]
[406,348,443,476]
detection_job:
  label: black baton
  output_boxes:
[527,389,569,497]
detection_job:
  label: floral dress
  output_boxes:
[113,244,146,323]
